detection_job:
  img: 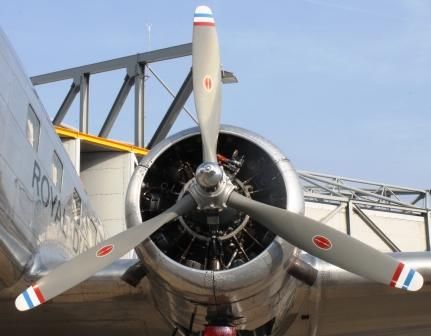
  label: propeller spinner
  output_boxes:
[16,5,423,312]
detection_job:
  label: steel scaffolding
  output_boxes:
[298,171,431,251]
[31,44,430,252]
[31,43,237,148]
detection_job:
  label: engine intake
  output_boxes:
[140,128,290,271]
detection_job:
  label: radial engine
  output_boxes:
[125,125,312,333]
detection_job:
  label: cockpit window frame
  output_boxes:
[52,150,63,191]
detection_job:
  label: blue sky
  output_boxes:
[1,1,430,188]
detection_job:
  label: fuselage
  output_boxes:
[0,28,104,289]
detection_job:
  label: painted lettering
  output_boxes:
[51,194,58,217]
[40,175,50,207]
[32,160,64,225]
[30,160,98,253]
[62,209,68,238]
[55,201,62,224]
[32,161,41,196]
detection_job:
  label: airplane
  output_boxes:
[0,5,430,336]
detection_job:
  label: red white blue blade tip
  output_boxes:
[15,285,46,311]
[390,263,423,291]
[194,6,215,26]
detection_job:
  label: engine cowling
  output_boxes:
[125,125,304,332]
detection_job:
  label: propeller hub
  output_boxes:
[189,169,235,211]
[195,162,224,189]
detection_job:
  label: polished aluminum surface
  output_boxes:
[282,252,431,336]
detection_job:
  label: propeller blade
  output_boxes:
[192,5,221,163]
[227,191,423,291]
[15,194,196,311]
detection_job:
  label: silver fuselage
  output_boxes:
[0,29,104,289]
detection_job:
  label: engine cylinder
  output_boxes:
[125,125,304,332]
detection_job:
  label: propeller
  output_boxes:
[15,194,196,311]
[191,6,423,291]
[190,6,423,292]
[16,5,423,312]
